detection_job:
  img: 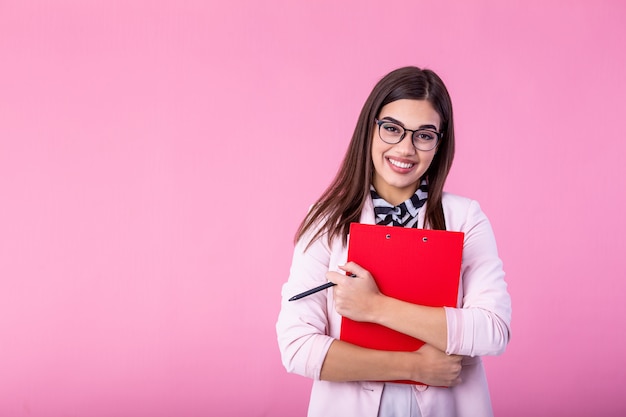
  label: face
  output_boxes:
[371,99,441,206]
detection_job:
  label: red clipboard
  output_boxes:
[340,223,464,383]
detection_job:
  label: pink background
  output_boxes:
[1,1,625,416]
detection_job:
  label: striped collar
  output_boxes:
[369,181,428,227]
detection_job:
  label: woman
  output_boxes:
[276,66,511,417]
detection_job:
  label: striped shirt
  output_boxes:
[370,181,428,228]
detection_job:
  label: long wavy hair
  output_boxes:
[295,66,455,248]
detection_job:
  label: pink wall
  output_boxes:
[1,1,625,416]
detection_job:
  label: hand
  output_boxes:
[325,262,384,323]
[408,344,463,387]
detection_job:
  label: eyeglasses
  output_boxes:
[375,119,442,151]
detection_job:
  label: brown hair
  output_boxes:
[295,66,455,248]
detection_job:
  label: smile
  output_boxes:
[388,158,415,169]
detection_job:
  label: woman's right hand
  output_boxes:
[409,344,463,387]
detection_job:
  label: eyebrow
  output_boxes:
[380,116,439,131]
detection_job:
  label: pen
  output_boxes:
[288,282,335,301]
[288,274,356,301]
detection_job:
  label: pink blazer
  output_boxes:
[276,193,512,417]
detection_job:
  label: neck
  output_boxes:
[372,181,419,206]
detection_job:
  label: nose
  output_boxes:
[396,131,417,155]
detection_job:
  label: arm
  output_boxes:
[444,199,511,356]
[327,263,449,352]
[320,339,463,387]
[276,228,334,380]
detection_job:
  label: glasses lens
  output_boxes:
[379,122,404,144]
[413,130,439,150]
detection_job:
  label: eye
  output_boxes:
[382,123,403,135]
[416,130,437,141]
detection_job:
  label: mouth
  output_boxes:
[387,157,415,169]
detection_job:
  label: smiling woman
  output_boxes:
[276,66,511,417]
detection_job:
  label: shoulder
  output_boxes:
[441,192,489,232]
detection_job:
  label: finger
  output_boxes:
[325,270,349,284]
[338,262,369,277]
[446,378,460,387]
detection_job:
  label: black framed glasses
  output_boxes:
[375,119,443,151]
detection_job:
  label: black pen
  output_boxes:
[289,282,335,301]
[288,274,356,301]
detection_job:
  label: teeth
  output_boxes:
[389,159,414,169]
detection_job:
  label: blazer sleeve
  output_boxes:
[444,198,512,357]
[276,227,336,380]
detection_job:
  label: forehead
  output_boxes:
[378,99,441,129]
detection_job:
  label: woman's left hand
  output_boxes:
[326,261,386,323]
